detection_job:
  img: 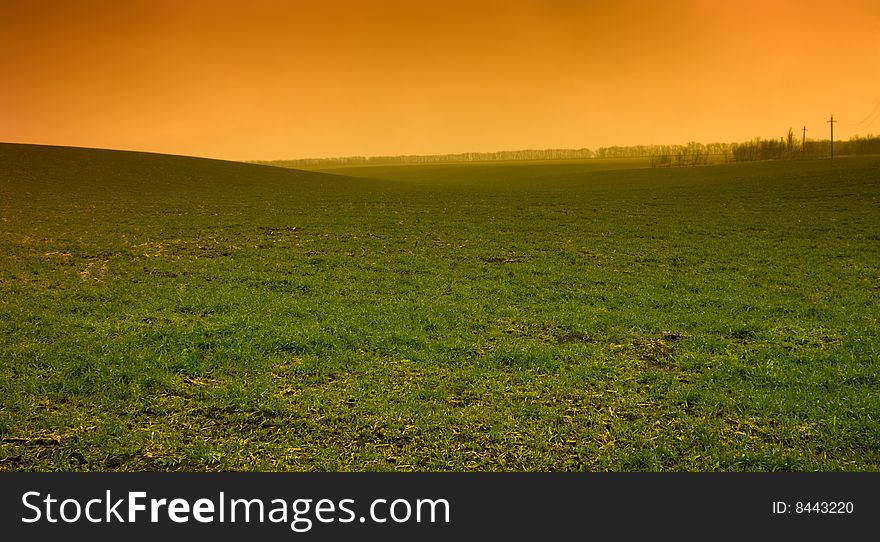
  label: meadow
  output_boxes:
[1,142,878,471]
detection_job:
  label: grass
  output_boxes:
[1,142,878,471]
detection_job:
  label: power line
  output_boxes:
[845,98,880,132]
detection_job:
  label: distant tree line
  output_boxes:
[843,134,880,155]
[254,148,595,168]
[254,133,880,169]
[730,131,880,162]
[647,142,721,167]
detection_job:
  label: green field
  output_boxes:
[1,142,878,471]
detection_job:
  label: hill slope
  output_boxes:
[0,141,353,194]
[0,142,376,239]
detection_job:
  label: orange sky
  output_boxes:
[2,0,879,161]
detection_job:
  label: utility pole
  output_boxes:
[827,114,836,162]
[802,125,807,154]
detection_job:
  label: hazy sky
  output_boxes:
[2,0,879,161]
